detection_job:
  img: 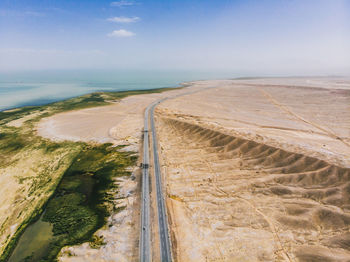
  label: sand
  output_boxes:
[155,78,350,261]
[36,77,350,261]
[37,86,201,146]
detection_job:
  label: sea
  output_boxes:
[0,70,237,111]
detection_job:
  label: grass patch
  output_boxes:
[0,106,38,122]
[89,235,105,249]
[31,144,136,261]
[0,87,179,126]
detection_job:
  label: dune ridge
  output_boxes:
[158,116,350,261]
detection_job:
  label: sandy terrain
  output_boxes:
[36,85,204,261]
[155,78,350,261]
[36,77,350,261]
[37,86,200,147]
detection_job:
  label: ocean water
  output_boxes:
[0,70,235,111]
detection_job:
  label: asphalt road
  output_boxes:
[140,88,212,261]
[140,98,171,262]
[140,104,151,262]
[150,98,172,262]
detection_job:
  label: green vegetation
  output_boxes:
[0,106,38,123]
[0,87,178,126]
[0,121,82,261]
[0,127,82,261]
[0,87,178,261]
[89,235,105,249]
[34,143,136,261]
[48,87,178,113]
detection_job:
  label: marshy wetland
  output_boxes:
[0,88,174,261]
[9,143,136,262]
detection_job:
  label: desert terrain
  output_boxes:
[155,78,350,261]
[36,77,350,261]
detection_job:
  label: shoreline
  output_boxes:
[0,86,181,113]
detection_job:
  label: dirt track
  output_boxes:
[156,78,350,261]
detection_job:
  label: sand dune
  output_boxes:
[156,78,350,261]
[158,116,350,261]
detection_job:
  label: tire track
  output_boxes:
[260,89,350,148]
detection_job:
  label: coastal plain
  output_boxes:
[36,86,196,261]
[0,89,179,261]
[8,77,350,261]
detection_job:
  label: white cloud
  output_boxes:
[107,29,135,37]
[107,16,140,23]
[110,1,135,7]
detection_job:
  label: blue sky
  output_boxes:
[0,0,349,75]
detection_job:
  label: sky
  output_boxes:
[0,0,349,75]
